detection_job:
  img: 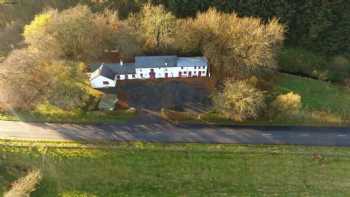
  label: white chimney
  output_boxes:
[120,59,124,66]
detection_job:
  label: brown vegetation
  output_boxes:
[176,8,285,80]
[4,169,42,197]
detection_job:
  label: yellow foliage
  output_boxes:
[272,92,301,115]
[213,79,266,122]
[23,10,56,42]
[309,111,343,125]
[176,8,285,79]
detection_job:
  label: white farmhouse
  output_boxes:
[90,55,209,89]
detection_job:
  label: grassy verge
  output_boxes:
[0,104,136,124]
[1,141,350,196]
[0,82,137,124]
[163,73,350,126]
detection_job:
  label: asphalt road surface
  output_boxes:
[1,120,350,146]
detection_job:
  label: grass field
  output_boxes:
[1,141,350,196]
[271,73,350,125]
[275,73,350,114]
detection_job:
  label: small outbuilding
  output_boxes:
[90,64,116,89]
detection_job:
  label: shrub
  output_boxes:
[278,47,328,80]
[332,55,350,68]
[212,79,266,121]
[4,169,42,197]
[271,92,302,117]
[327,55,350,82]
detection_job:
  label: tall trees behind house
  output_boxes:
[128,3,177,53]
[160,0,350,56]
[176,8,285,80]
[1,0,348,56]
[23,5,140,62]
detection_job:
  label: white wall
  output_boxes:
[90,62,209,89]
[90,76,116,89]
[134,66,208,79]
[101,65,208,85]
[115,74,137,80]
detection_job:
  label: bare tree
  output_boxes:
[129,3,176,53]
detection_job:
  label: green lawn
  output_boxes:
[275,73,350,116]
[1,142,350,196]
[271,73,350,125]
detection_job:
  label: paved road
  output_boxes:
[1,120,350,146]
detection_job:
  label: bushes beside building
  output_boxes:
[212,79,266,122]
[270,92,302,118]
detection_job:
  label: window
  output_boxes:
[132,74,135,78]
[184,71,187,74]
[140,73,143,78]
[194,66,197,69]
[116,75,120,80]
[103,81,109,85]
[194,71,197,74]
[181,67,184,69]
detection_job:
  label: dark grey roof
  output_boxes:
[90,63,136,80]
[135,56,178,68]
[99,64,115,80]
[109,63,136,75]
[177,57,208,67]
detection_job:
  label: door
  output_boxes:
[188,71,192,77]
[149,69,156,79]
[198,71,201,77]
[178,71,182,77]
[165,73,168,78]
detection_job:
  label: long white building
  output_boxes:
[90,56,209,89]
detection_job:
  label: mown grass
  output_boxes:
[1,142,350,196]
